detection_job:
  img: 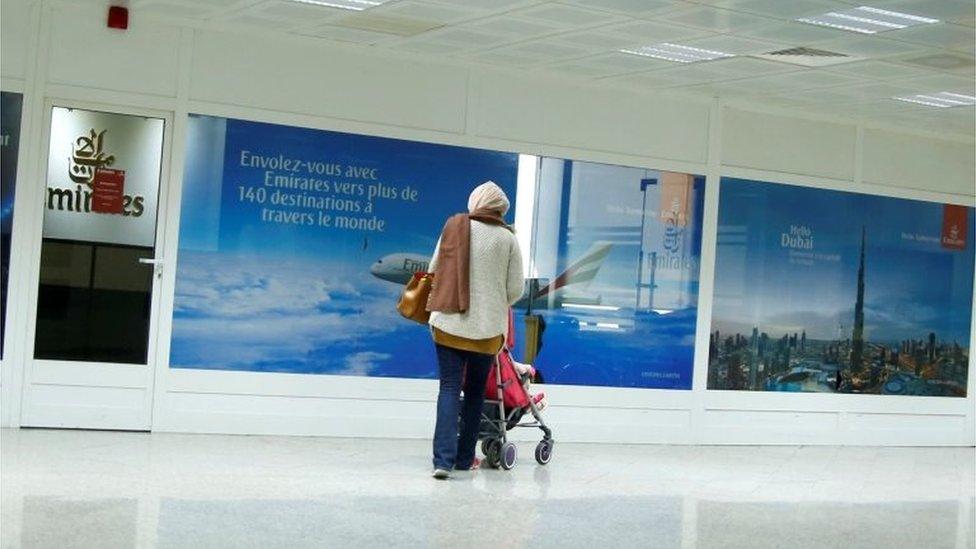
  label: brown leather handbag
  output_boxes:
[397,272,433,324]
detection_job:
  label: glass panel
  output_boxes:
[520,159,706,389]
[1,92,24,357]
[35,241,153,363]
[34,107,164,364]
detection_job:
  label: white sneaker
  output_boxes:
[432,468,451,480]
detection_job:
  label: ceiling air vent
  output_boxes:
[752,47,864,67]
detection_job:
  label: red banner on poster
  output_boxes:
[91,167,125,214]
[942,204,967,250]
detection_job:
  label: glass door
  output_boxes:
[19,103,169,430]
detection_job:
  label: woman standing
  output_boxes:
[426,181,524,480]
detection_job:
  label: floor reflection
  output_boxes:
[2,429,972,549]
[21,497,138,549]
[157,495,683,548]
[696,499,968,549]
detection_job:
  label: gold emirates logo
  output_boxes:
[69,129,115,185]
[47,128,145,217]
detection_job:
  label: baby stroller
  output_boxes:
[478,310,553,470]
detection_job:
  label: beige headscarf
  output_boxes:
[427,182,512,314]
[467,181,510,216]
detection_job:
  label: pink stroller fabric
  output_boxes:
[484,310,531,409]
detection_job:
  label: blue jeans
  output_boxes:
[432,344,493,470]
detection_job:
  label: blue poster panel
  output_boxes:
[1,91,23,358]
[708,178,974,397]
[515,162,704,389]
[171,116,518,377]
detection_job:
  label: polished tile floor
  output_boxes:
[1,428,973,549]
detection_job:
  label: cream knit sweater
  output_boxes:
[428,220,525,341]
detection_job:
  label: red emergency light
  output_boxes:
[107,5,128,30]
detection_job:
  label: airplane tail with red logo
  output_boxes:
[535,242,613,298]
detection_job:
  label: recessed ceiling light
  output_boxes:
[619,43,734,63]
[797,6,939,34]
[290,0,387,11]
[892,92,976,108]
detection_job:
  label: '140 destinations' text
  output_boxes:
[235,150,421,232]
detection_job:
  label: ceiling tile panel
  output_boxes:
[559,0,684,17]
[827,82,921,101]
[490,41,592,62]
[607,19,717,44]
[740,21,850,44]
[392,40,455,54]
[462,17,562,38]
[682,34,786,55]
[823,60,935,81]
[788,90,861,106]
[689,0,850,20]
[254,1,345,23]
[661,6,776,33]
[424,0,533,10]
[817,36,930,59]
[703,56,800,77]
[515,3,625,26]
[376,1,478,24]
[839,0,974,23]
[467,50,540,66]
[305,25,400,44]
[545,61,632,79]
[221,15,298,30]
[587,52,677,72]
[547,30,642,50]
[136,2,216,19]
[899,73,976,95]
[417,28,510,47]
[888,23,976,52]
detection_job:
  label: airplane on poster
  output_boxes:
[369,253,431,284]
[369,242,613,310]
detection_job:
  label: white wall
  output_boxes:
[2,0,973,446]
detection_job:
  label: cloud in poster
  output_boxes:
[338,352,393,376]
[171,252,408,373]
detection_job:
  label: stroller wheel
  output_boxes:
[480,439,494,457]
[535,440,553,465]
[485,440,502,469]
[500,442,518,470]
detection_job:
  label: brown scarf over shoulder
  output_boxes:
[427,209,511,314]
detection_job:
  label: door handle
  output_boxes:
[138,257,164,278]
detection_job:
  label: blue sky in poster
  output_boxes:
[1,92,22,235]
[1,91,23,357]
[171,116,518,377]
[712,178,975,345]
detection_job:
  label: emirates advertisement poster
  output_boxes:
[708,178,974,397]
[170,115,518,378]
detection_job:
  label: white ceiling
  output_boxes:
[127,0,975,137]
